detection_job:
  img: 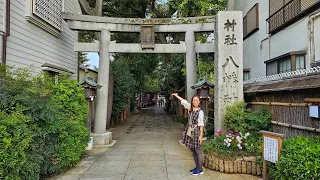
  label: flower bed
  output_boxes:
[201,102,271,177]
[203,154,262,175]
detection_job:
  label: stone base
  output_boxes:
[91,132,112,146]
[86,137,93,150]
[203,153,262,176]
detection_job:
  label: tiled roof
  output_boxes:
[244,72,320,93]
[191,77,214,89]
[78,76,97,87]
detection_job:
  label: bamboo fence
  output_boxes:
[245,88,320,138]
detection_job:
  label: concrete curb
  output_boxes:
[93,140,116,148]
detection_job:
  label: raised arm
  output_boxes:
[171,93,191,110]
[171,93,184,101]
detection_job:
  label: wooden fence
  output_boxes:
[244,74,320,138]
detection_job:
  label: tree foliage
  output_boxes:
[78,52,89,65]
[111,59,137,115]
[168,0,226,17]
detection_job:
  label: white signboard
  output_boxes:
[263,136,279,163]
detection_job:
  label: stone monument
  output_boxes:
[214,11,243,132]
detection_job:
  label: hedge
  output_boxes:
[0,66,89,179]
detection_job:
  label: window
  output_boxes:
[265,52,306,76]
[243,71,250,81]
[279,57,291,73]
[266,61,277,76]
[267,0,320,34]
[243,3,259,39]
[295,55,305,70]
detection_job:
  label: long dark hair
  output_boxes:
[189,95,200,113]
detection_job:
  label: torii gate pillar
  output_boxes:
[91,30,113,146]
[185,31,197,102]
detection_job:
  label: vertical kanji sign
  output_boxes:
[214,11,243,132]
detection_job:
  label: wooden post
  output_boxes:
[260,131,285,180]
[124,110,127,119]
[120,111,124,121]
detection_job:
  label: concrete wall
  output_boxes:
[5,0,80,79]
[228,0,320,79]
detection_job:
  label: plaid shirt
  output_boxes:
[182,109,202,149]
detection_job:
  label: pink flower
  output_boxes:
[215,129,223,136]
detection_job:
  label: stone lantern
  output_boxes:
[191,77,214,122]
[78,76,98,133]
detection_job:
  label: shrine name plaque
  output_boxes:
[140,25,155,49]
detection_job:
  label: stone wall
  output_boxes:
[203,154,262,176]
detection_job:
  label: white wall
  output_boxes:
[231,0,269,78]
[229,0,320,79]
[270,17,309,65]
[6,0,80,79]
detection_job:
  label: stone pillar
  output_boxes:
[214,11,243,132]
[185,31,197,102]
[92,30,112,145]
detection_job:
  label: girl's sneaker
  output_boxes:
[192,169,200,176]
[189,168,196,174]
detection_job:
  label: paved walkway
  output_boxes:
[48,106,262,180]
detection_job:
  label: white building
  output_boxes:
[227,0,320,80]
[0,0,82,79]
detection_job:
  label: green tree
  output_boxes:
[111,58,137,116]
[168,0,226,17]
[78,52,89,65]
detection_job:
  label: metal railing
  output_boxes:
[244,66,320,84]
[267,0,319,34]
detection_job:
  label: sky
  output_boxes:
[87,52,99,68]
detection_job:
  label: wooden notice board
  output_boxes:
[260,130,285,180]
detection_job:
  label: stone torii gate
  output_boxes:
[63,11,243,146]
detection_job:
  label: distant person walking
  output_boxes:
[172,93,204,176]
[158,98,162,107]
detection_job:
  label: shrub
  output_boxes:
[42,74,89,174]
[273,136,320,180]
[0,112,41,180]
[224,101,247,132]
[0,66,89,178]
[202,143,212,153]
[225,102,271,136]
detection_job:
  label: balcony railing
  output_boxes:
[267,0,320,34]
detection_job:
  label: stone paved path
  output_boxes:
[48,106,262,180]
